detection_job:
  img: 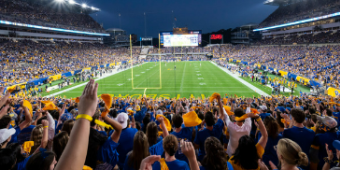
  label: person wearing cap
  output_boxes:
[0,128,16,148]
[310,115,338,170]
[114,113,138,170]
[134,97,148,123]
[323,140,340,170]
[282,108,315,169]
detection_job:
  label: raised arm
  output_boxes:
[40,120,49,148]
[216,94,225,121]
[157,116,169,137]
[55,79,98,170]
[57,103,67,126]
[19,107,32,130]
[103,115,123,143]
[255,115,268,149]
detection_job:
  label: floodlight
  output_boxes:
[55,0,64,3]
[91,6,95,10]
[82,3,87,8]
[69,0,75,4]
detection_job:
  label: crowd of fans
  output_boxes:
[0,40,133,87]
[259,0,340,28]
[1,82,340,170]
[257,31,340,45]
[0,0,104,33]
[211,45,340,89]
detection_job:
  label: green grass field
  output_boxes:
[44,61,264,99]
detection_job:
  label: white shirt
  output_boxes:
[224,107,252,157]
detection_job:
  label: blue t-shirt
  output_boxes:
[97,137,119,168]
[152,159,190,170]
[9,126,21,144]
[149,139,164,155]
[134,107,147,123]
[171,126,194,163]
[116,128,138,169]
[16,156,31,170]
[283,126,315,160]
[257,132,282,167]
[312,132,339,169]
[199,162,234,170]
[194,119,224,161]
[259,113,271,120]
[17,125,36,144]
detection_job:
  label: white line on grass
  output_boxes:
[180,62,187,91]
[210,61,270,97]
[64,90,254,94]
[44,64,142,98]
[134,65,160,88]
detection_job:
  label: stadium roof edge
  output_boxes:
[263,0,306,6]
[106,28,125,32]
[253,11,340,32]
[0,20,109,36]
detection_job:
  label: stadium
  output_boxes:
[1,0,340,170]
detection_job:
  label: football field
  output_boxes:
[47,61,264,99]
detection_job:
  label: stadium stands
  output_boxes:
[2,0,340,169]
[260,0,340,28]
[0,0,104,33]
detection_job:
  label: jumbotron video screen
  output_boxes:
[160,30,202,47]
[163,34,198,47]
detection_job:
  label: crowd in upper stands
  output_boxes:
[0,0,104,33]
[257,31,340,45]
[259,0,340,28]
[1,81,340,170]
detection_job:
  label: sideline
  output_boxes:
[210,61,270,97]
[44,64,144,98]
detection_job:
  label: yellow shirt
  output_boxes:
[228,143,265,170]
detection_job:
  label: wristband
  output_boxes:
[324,157,333,164]
[256,117,262,122]
[43,126,48,129]
[76,114,93,122]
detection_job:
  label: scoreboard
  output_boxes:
[160,30,202,47]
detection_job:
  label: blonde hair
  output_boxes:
[30,124,43,154]
[277,138,308,166]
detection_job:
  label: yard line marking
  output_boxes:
[180,62,187,91]
[134,66,159,88]
[210,61,270,96]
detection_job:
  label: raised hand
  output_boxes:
[78,79,98,117]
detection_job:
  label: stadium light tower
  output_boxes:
[82,3,87,8]
[68,0,75,4]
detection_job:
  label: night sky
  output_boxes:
[87,0,278,38]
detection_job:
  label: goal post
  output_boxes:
[130,34,162,89]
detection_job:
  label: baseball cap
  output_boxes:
[259,106,267,111]
[116,113,128,129]
[333,140,340,151]
[317,115,338,129]
[156,110,163,115]
[0,128,16,143]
